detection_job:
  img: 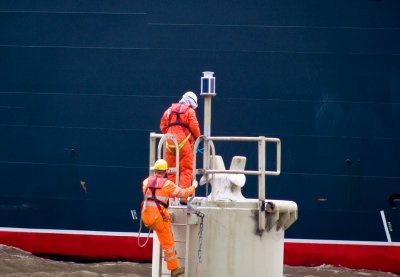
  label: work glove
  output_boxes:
[192,180,198,188]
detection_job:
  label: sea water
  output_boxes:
[0,245,397,277]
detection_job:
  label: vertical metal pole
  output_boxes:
[151,235,162,277]
[184,224,191,276]
[277,140,281,174]
[203,96,212,178]
[150,132,156,176]
[258,136,266,231]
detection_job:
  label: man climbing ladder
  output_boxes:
[141,159,198,276]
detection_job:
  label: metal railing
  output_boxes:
[149,132,281,231]
[194,136,281,175]
[150,133,281,197]
[192,135,281,231]
[149,132,180,187]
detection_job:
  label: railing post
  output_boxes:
[149,132,157,176]
[203,96,212,187]
[258,136,266,231]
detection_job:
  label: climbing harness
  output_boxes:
[166,103,192,132]
[166,132,191,155]
[165,103,193,155]
[146,176,169,221]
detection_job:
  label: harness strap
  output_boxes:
[147,196,168,208]
[151,188,168,221]
[145,214,163,229]
[166,106,191,131]
[167,112,190,129]
[166,132,191,155]
[165,104,193,154]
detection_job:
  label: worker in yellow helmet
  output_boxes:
[141,159,197,276]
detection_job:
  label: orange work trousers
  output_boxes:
[153,219,178,270]
[165,141,193,189]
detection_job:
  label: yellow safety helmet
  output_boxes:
[154,159,168,171]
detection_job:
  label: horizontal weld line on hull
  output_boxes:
[282,172,400,180]
[0,160,399,179]
[277,134,399,140]
[1,91,399,105]
[149,22,400,31]
[0,10,147,15]
[0,44,151,50]
[224,97,400,105]
[0,160,145,169]
[0,91,177,98]
[0,106,24,109]
[0,44,398,56]
[0,124,156,132]
[0,124,398,141]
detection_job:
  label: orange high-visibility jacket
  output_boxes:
[141,175,195,227]
[160,103,201,148]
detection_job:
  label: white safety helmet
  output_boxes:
[180,91,198,109]
[184,91,197,104]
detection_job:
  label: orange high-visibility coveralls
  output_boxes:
[160,103,201,188]
[141,175,195,270]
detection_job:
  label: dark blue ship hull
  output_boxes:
[0,0,400,272]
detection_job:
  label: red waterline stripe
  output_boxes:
[284,241,400,273]
[0,230,152,262]
[2,229,400,273]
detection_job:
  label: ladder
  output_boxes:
[152,202,202,277]
[152,206,188,276]
[150,133,184,277]
[150,133,202,277]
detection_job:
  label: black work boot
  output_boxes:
[171,266,185,276]
[179,199,188,205]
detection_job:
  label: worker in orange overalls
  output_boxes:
[160,91,201,189]
[141,159,197,276]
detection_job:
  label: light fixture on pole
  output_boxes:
[201,71,216,96]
